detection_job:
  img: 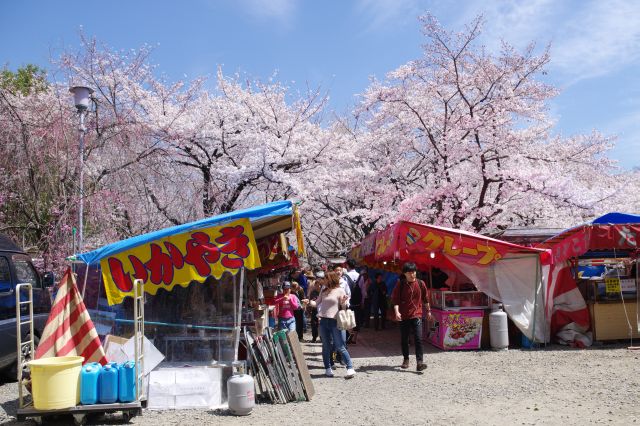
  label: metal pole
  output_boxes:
[78,110,86,254]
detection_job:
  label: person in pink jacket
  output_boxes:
[275,281,300,332]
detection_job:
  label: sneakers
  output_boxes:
[416,362,427,372]
[401,359,410,369]
[325,368,334,377]
[345,368,356,379]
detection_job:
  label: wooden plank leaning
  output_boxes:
[285,330,316,401]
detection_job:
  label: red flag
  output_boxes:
[35,267,107,365]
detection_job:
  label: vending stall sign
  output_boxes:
[427,310,484,350]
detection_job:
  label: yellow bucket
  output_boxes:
[28,356,84,410]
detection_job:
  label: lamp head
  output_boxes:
[69,86,94,111]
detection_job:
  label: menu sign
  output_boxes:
[605,277,621,293]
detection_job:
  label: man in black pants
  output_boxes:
[391,262,431,371]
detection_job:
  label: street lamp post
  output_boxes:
[69,85,94,255]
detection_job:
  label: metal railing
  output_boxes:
[15,283,34,409]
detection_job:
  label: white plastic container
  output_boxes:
[489,304,509,350]
[227,361,254,416]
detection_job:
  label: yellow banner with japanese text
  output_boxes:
[100,218,261,305]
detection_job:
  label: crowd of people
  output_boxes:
[272,259,430,379]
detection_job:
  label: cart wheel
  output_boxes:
[123,412,131,423]
[73,414,86,425]
[32,416,43,425]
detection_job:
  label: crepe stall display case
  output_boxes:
[426,290,488,350]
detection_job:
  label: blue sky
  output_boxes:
[1,0,639,169]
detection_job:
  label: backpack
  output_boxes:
[344,273,356,291]
[351,283,362,306]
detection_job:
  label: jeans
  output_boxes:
[400,318,424,362]
[319,317,353,369]
[278,317,296,332]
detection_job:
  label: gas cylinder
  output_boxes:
[227,361,255,416]
[489,303,509,350]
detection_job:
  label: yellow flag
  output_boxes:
[293,205,306,257]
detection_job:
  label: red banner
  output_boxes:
[368,221,540,269]
[542,225,640,263]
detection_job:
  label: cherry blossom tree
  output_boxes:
[1,16,631,267]
[140,69,331,221]
[380,15,615,230]
[0,67,78,269]
[301,14,620,257]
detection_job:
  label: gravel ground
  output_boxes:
[1,324,638,425]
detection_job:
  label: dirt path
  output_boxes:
[1,325,638,425]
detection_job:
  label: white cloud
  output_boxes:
[603,107,640,170]
[447,0,640,82]
[239,0,297,27]
[450,0,558,50]
[355,0,422,33]
[549,0,640,82]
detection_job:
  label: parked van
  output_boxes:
[0,234,53,378]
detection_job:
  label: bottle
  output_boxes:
[80,362,101,405]
[118,361,137,403]
[99,364,119,403]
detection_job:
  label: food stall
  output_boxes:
[536,212,639,343]
[353,220,550,348]
[72,200,306,408]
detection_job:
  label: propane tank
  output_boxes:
[489,303,509,350]
[227,361,255,416]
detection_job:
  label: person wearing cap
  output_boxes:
[275,281,300,332]
[391,262,431,371]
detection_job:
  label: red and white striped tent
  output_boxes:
[351,221,550,343]
[535,212,640,346]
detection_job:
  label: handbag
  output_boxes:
[336,308,356,330]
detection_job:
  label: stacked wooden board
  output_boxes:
[244,327,315,403]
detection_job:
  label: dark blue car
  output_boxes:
[0,234,52,378]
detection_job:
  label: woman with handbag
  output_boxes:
[312,271,356,378]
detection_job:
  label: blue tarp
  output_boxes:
[590,212,640,225]
[76,200,294,265]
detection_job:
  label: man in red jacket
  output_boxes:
[391,262,431,371]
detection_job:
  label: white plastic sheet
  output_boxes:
[448,253,547,342]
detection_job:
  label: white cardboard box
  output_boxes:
[103,335,165,375]
[147,366,223,410]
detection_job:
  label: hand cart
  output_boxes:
[15,279,147,425]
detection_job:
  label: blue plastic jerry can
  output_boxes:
[80,363,101,405]
[99,364,119,403]
[118,361,137,402]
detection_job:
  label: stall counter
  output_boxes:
[588,300,640,341]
